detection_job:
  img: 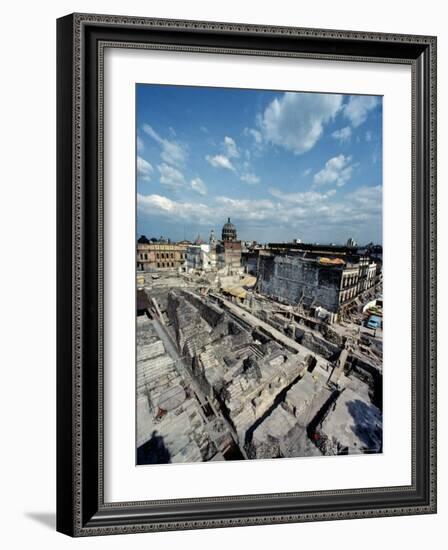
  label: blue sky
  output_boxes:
[136,84,382,245]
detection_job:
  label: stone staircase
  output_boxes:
[137,354,177,396]
[137,340,165,362]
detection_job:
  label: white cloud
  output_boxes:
[215,196,276,221]
[332,126,352,143]
[259,92,343,154]
[137,193,274,225]
[137,193,216,225]
[349,184,382,210]
[344,96,379,127]
[206,154,235,171]
[223,136,239,158]
[313,154,354,187]
[157,163,185,189]
[142,123,187,167]
[244,127,263,145]
[190,177,207,195]
[269,188,336,203]
[137,184,381,243]
[302,168,312,177]
[365,130,373,142]
[139,193,184,215]
[137,136,144,152]
[240,173,260,185]
[137,156,153,181]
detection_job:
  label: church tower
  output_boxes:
[221,217,237,242]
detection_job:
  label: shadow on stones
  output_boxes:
[137,430,171,464]
[346,399,382,453]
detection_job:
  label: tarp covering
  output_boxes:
[318,257,345,265]
[240,275,257,288]
[222,286,247,299]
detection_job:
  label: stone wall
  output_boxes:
[166,291,210,356]
[258,254,342,312]
[347,356,382,409]
[298,330,341,360]
[181,290,225,327]
[244,254,259,275]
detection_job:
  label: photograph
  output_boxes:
[135,84,384,465]
[53,8,437,538]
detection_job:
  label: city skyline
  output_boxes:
[137,229,379,248]
[136,84,382,244]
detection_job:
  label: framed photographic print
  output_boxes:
[56,13,437,536]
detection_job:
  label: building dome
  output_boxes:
[222,217,237,242]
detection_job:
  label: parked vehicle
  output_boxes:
[366,315,382,330]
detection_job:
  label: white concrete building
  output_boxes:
[186,244,217,272]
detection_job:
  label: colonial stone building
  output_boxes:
[217,217,242,272]
[137,218,242,273]
[217,241,241,271]
[136,240,188,271]
[221,217,237,242]
[186,242,217,272]
[257,246,379,315]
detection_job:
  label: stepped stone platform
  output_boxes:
[136,315,218,463]
[136,277,383,463]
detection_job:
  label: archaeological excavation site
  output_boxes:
[136,221,383,465]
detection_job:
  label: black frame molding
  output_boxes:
[57,13,437,536]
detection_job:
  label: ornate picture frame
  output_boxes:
[56,13,437,536]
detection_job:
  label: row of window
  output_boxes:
[138,252,188,261]
[341,277,376,301]
[154,252,187,259]
[157,262,175,268]
[340,287,357,303]
[342,268,377,290]
[342,274,358,288]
